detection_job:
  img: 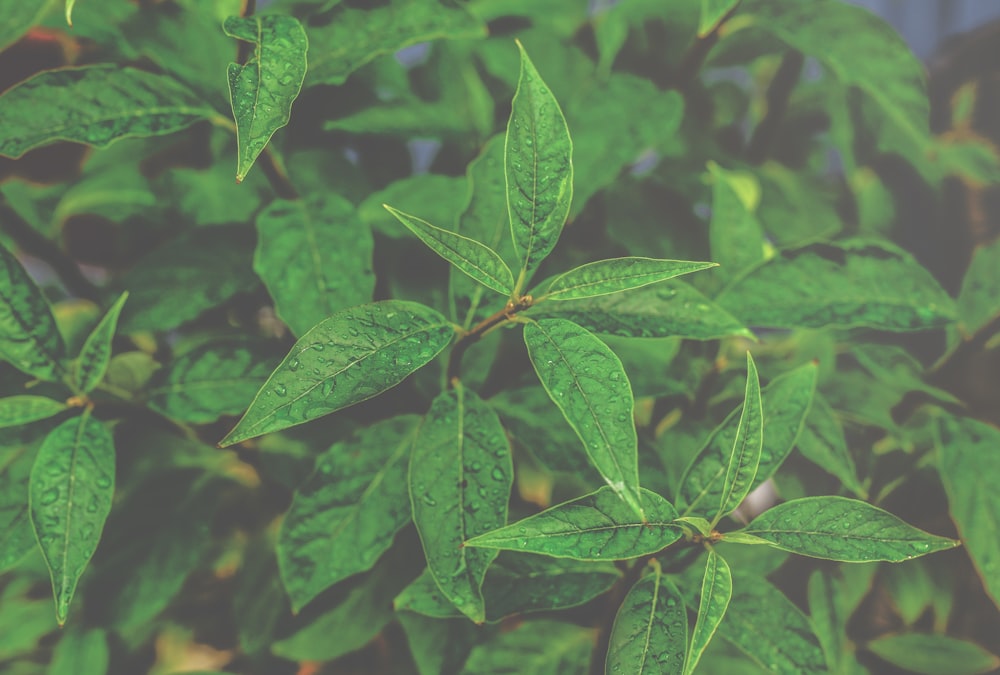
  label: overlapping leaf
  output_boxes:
[0,244,65,381]
[607,563,687,675]
[684,550,733,675]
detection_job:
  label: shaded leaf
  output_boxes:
[684,550,733,675]
[607,563,687,675]
[0,244,66,381]
[955,236,1000,340]
[700,0,740,35]
[0,0,58,53]
[459,620,594,674]
[0,436,41,572]
[0,396,68,429]
[539,257,716,301]
[360,174,467,240]
[73,292,128,394]
[398,612,484,675]
[866,633,999,675]
[48,628,108,675]
[796,394,866,497]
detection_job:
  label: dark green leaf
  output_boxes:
[523,318,642,517]
[30,413,115,625]
[607,563,687,675]
[278,415,418,611]
[0,66,219,158]
[684,550,733,675]
[796,394,866,498]
[73,292,128,394]
[743,496,959,562]
[0,396,67,429]
[48,628,109,675]
[506,42,573,284]
[360,174,467,240]
[0,244,66,381]
[459,620,594,674]
[254,194,375,337]
[221,300,454,445]
[538,257,716,301]
[146,340,279,424]
[224,14,308,181]
[867,633,999,675]
[385,205,515,296]
[715,353,763,522]
[410,385,512,623]
[955,237,1000,340]
[715,239,956,331]
[398,612,484,675]
[464,487,680,561]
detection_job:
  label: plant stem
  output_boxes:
[674,1,743,90]
[745,50,805,164]
[446,296,533,385]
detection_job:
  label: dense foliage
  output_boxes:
[1,0,999,673]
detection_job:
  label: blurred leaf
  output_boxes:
[708,163,767,280]
[955,236,1000,340]
[0,434,42,572]
[73,292,127,393]
[0,579,56,661]
[47,628,108,675]
[360,174,467,240]
[796,394,865,497]
[700,0,740,35]
[0,396,67,429]
[866,633,999,675]
[0,244,66,381]
[684,550,733,675]
[459,620,594,674]
[0,0,58,53]
[398,612,484,675]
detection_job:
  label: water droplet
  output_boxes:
[469,461,481,472]
[490,467,505,481]
[422,493,437,507]
[95,476,112,489]
[311,343,325,351]
[274,384,288,397]
[288,357,301,371]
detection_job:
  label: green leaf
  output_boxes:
[935,414,1000,608]
[607,563,687,675]
[30,413,115,625]
[0,66,218,158]
[0,396,68,429]
[523,318,642,517]
[0,244,66,381]
[684,550,733,675]
[700,0,740,35]
[866,633,999,675]
[0,435,41,572]
[714,353,763,523]
[360,174,467,240]
[48,628,109,675]
[64,0,76,26]
[715,239,956,332]
[796,394,866,496]
[73,292,127,394]
[278,415,419,612]
[305,0,485,86]
[224,14,308,181]
[0,1,58,53]
[530,281,753,340]
[506,41,573,285]
[409,385,512,624]
[145,340,279,424]
[221,301,453,445]
[459,620,595,675]
[955,236,1000,340]
[743,496,959,562]
[394,554,620,622]
[464,487,680,561]
[384,204,515,296]
[254,194,375,337]
[708,163,767,281]
[398,612,483,675]
[539,257,717,301]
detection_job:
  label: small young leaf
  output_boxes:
[410,385,512,624]
[743,496,959,562]
[699,0,740,35]
[459,620,595,674]
[523,318,642,518]
[224,14,308,181]
[30,413,115,625]
[0,396,67,429]
[866,633,1000,675]
[220,301,454,445]
[506,41,573,286]
[64,0,77,26]
[0,244,66,381]
[714,352,763,523]
[0,66,218,158]
[464,487,680,561]
[73,292,128,394]
[384,204,515,296]
[606,563,687,675]
[278,415,419,612]
[683,550,733,675]
[538,257,717,301]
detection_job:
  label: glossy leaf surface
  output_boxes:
[73,292,128,394]
[506,42,573,282]
[30,414,115,624]
[0,396,67,429]
[254,194,374,337]
[0,244,66,381]
[221,301,454,445]
[385,204,514,296]
[459,620,594,675]
[539,257,716,301]
[744,496,959,562]
[523,318,641,517]
[715,353,763,522]
[0,66,217,158]
[278,415,418,611]
[684,550,733,675]
[410,386,512,623]
[224,14,308,181]
[464,487,680,561]
[607,565,687,675]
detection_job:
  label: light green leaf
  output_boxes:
[539,257,717,301]
[254,194,374,337]
[607,563,687,675]
[221,300,454,445]
[0,396,67,429]
[743,496,959,562]
[48,627,108,675]
[409,385,512,624]
[30,413,115,625]
[715,353,763,523]
[464,487,680,561]
[460,620,595,675]
[278,415,419,612]
[700,0,740,35]
[305,0,485,86]
[684,551,733,675]
[866,633,999,675]
[0,244,66,381]
[523,318,642,518]
[224,14,308,181]
[708,163,767,281]
[674,516,714,538]
[0,66,218,159]
[530,280,753,340]
[955,236,1000,341]
[796,393,866,497]
[73,292,127,394]
[385,204,515,296]
[0,0,58,53]
[935,414,1000,608]
[715,239,956,332]
[64,0,76,26]
[506,41,573,286]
